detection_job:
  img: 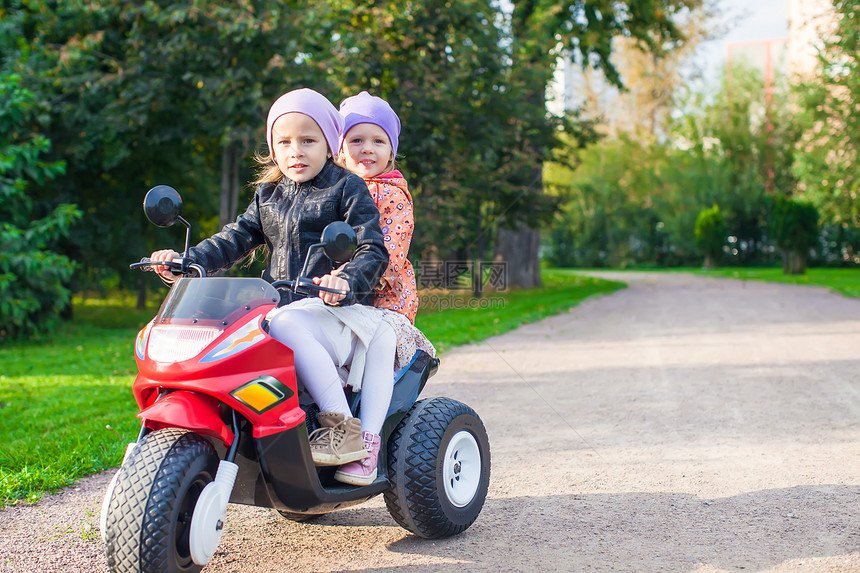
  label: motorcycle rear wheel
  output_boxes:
[384,397,491,538]
[103,427,219,573]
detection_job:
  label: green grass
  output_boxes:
[0,294,160,505]
[416,269,625,353]
[691,267,860,299]
[572,265,860,299]
[0,270,623,506]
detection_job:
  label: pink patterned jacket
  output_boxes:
[364,170,419,323]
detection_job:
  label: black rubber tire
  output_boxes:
[384,397,491,539]
[103,428,219,573]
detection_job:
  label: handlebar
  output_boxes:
[130,257,207,277]
[271,277,349,296]
[133,258,350,302]
[271,277,354,305]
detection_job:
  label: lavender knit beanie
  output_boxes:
[266,88,344,158]
[338,92,401,156]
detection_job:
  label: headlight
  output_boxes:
[147,325,221,363]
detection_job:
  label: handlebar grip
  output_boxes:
[271,278,349,298]
[130,257,194,277]
[339,290,356,306]
[130,257,154,271]
[314,284,349,296]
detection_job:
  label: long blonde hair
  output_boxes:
[242,150,280,267]
[251,150,283,187]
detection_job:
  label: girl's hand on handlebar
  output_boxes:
[150,249,181,282]
[313,273,349,305]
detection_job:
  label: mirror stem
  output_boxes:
[178,216,191,256]
[296,243,323,291]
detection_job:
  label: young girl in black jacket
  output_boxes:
[150,88,389,463]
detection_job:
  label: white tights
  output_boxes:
[267,308,396,436]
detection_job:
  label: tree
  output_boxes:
[673,62,797,265]
[793,0,860,258]
[543,2,717,269]
[111,1,339,229]
[575,4,717,142]
[328,0,552,295]
[546,135,659,268]
[544,59,798,270]
[546,133,718,268]
[7,1,337,301]
[495,0,703,287]
[0,73,81,339]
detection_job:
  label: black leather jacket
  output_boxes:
[186,161,388,306]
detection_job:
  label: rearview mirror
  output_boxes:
[321,221,357,263]
[143,185,183,228]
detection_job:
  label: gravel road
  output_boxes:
[2,272,858,572]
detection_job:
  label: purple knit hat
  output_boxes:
[266,88,344,158]
[338,91,401,156]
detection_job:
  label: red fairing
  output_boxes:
[138,391,234,446]
[134,305,306,439]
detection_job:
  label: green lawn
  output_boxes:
[582,265,860,299]
[0,270,624,506]
[0,295,161,504]
[416,269,625,353]
[693,267,860,299]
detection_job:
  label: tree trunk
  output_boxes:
[60,296,74,320]
[472,203,485,298]
[136,274,147,310]
[493,6,560,291]
[492,72,546,289]
[219,140,241,230]
[790,250,808,275]
[781,249,808,275]
[780,248,790,274]
[494,223,542,289]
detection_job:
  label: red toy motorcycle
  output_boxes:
[99,186,491,572]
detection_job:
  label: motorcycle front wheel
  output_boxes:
[103,427,218,573]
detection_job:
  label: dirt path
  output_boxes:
[2,272,858,572]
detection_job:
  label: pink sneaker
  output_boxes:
[334,432,381,485]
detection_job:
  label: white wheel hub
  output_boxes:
[190,461,238,566]
[442,430,481,507]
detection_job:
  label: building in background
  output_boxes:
[547,0,837,117]
[726,38,789,80]
[787,0,838,78]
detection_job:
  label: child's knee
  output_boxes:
[268,309,314,343]
[367,322,396,363]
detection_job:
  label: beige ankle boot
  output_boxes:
[308,412,368,466]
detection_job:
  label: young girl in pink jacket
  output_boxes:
[268,92,434,486]
[332,92,435,484]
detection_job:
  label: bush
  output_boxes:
[770,195,819,274]
[0,74,81,340]
[694,204,726,269]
